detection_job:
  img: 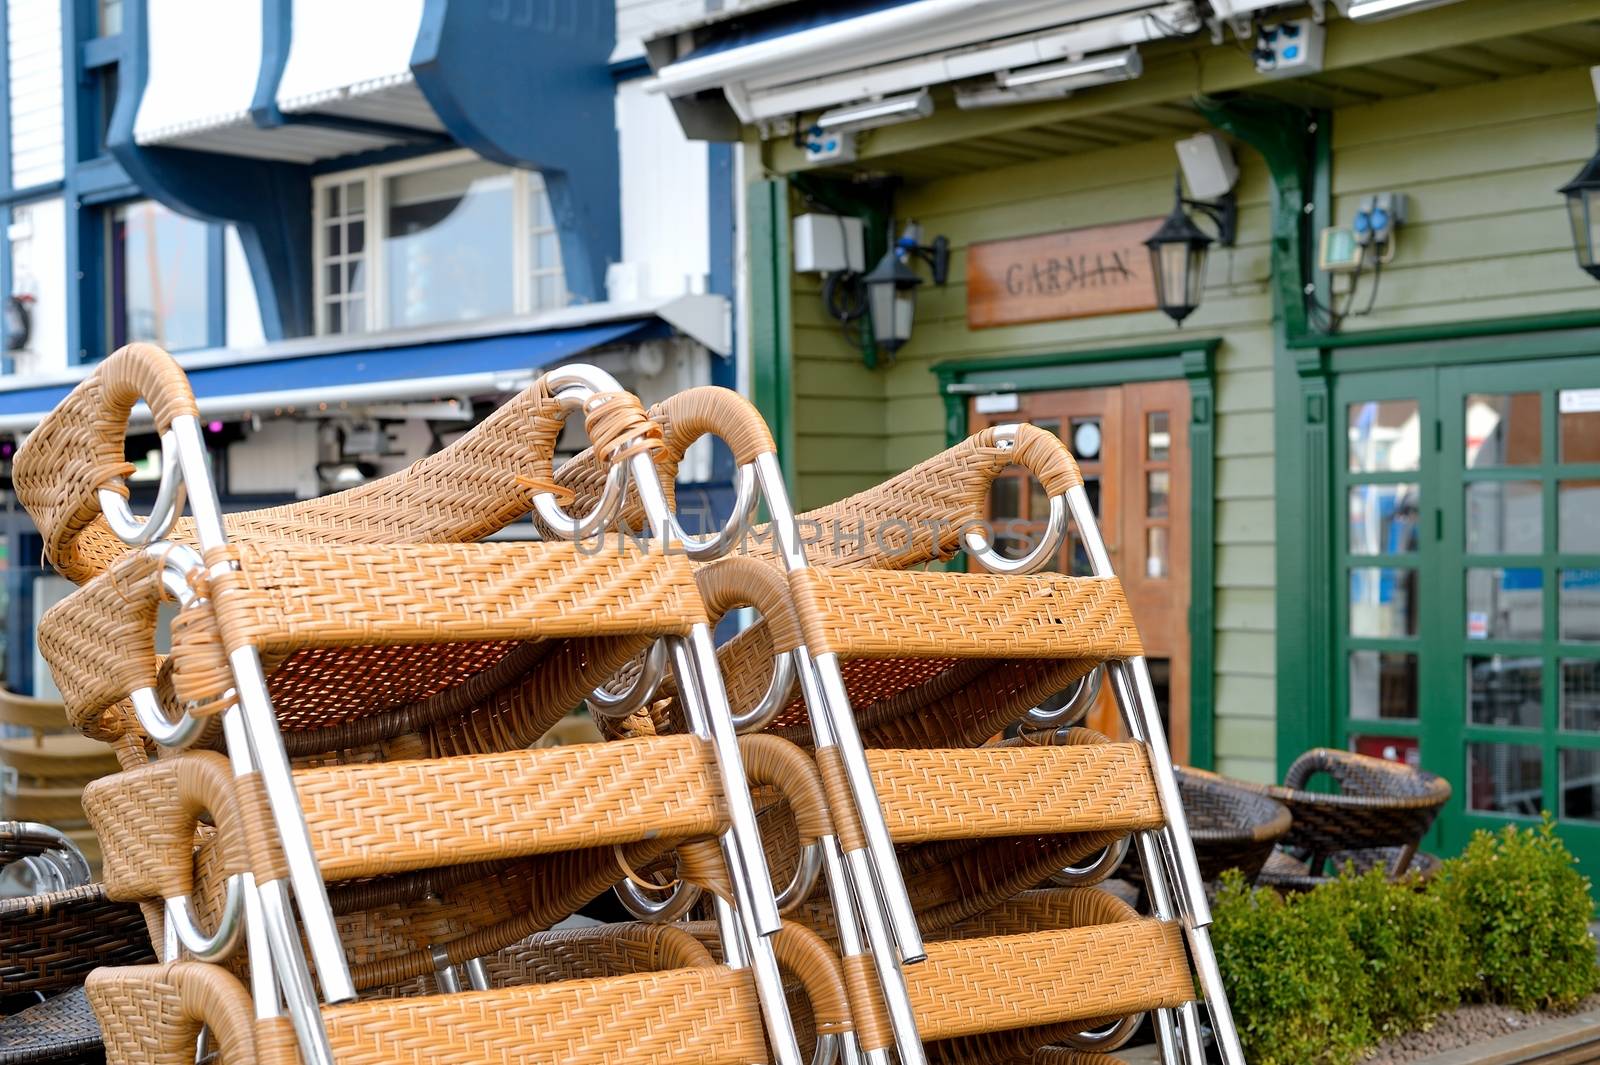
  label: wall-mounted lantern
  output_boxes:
[863,223,950,355]
[1145,174,1236,325]
[1561,122,1600,282]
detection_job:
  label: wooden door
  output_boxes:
[972,379,1193,761]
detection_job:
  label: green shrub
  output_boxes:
[1431,816,1599,1011]
[1211,871,1375,1065]
[1300,865,1473,1036]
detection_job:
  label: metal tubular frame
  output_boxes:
[534,365,804,1065]
[1063,483,1246,1065]
[4,822,92,888]
[544,394,932,1065]
[99,417,346,1065]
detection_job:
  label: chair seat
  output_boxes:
[0,986,102,1065]
[0,736,118,782]
[1259,846,1444,891]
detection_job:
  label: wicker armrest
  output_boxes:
[14,344,198,584]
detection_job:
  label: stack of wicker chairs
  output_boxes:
[11,344,1245,1065]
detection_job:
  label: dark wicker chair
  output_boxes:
[1121,767,1291,901]
[0,824,150,1065]
[1177,768,1293,884]
[1256,748,1451,892]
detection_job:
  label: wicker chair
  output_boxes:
[19,348,827,1065]
[554,389,1243,1065]
[1255,748,1451,892]
[0,823,152,1065]
[85,919,855,1065]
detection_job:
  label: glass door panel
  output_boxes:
[1440,360,1600,880]
[1334,371,1436,789]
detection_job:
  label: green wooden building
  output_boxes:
[645,0,1600,875]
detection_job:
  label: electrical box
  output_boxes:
[1176,132,1239,201]
[803,129,857,165]
[1318,226,1362,274]
[1254,18,1325,78]
[793,213,866,274]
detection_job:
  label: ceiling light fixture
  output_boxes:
[815,89,934,134]
[1343,0,1459,22]
[998,48,1143,91]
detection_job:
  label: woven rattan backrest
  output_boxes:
[16,344,570,586]
[554,389,1082,572]
[38,538,707,740]
[788,568,1143,661]
[14,344,198,584]
[551,386,776,532]
[87,956,783,1065]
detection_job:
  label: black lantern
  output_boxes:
[1144,173,1236,325]
[863,223,949,356]
[1560,123,1600,281]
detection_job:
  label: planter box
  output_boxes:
[1399,1008,1600,1065]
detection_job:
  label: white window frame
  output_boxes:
[311,148,567,337]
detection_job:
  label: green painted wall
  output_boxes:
[774,51,1600,790]
[787,138,1280,783]
[1331,65,1599,333]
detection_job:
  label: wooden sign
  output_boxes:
[966,218,1163,328]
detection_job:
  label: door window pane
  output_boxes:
[1349,650,1417,721]
[989,477,1021,521]
[1351,734,1420,767]
[1560,749,1600,823]
[1465,392,1540,468]
[1070,419,1102,461]
[1559,480,1600,553]
[1146,412,1170,461]
[1467,655,1541,728]
[1466,567,1543,642]
[1348,400,1420,473]
[1147,526,1169,579]
[1561,659,1600,731]
[1468,743,1544,816]
[1147,470,1170,518]
[1349,567,1418,638]
[1465,482,1542,555]
[110,201,209,351]
[1560,568,1600,642]
[1560,391,1600,463]
[385,160,516,329]
[1348,484,1420,556]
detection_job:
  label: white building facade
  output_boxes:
[0,0,746,694]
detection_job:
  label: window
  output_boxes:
[313,152,567,336]
[99,0,124,36]
[109,200,211,352]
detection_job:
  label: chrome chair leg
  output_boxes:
[1065,484,1246,1065]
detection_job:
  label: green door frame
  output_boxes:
[1280,330,1600,780]
[932,337,1222,770]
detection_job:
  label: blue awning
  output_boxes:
[0,318,666,431]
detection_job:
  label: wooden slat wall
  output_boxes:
[1332,64,1598,330]
[789,137,1279,782]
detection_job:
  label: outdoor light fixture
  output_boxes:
[863,222,949,356]
[1561,119,1600,282]
[815,89,934,134]
[1342,0,1459,21]
[1145,173,1237,325]
[998,48,1143,92]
